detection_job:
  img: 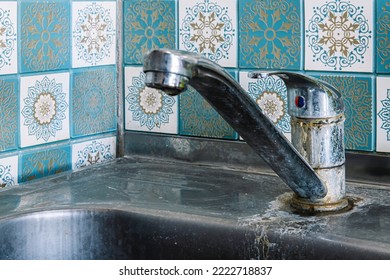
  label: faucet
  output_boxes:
[143,49,347,213]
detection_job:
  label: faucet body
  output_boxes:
[143,49,347,213]
[249,72,346,211]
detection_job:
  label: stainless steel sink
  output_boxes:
[0,155,389,260]
[0,208,252,260]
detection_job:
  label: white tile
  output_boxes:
[20,72,70,147]
[124,66,178,134]
[0,2,17,75]
[72,1,116,68]
[72,136,116,170]
[179,0,237,67]
[304,0,374,72]
[0,155,18,187]
[239,71,291,141]
[377,76,390,153]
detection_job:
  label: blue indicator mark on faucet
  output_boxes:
[295,96,305,108]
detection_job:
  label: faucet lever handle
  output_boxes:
[249,72,344,119]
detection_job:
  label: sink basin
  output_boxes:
[0,208,253,260]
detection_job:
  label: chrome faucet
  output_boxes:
[143,49,347,213]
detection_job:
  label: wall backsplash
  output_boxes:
[123,0,390,154]
[0,0,117,188]
[1,0,389,189]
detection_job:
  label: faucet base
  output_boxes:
[290,195,349,214]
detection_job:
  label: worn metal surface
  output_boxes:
[246,71,348,210]
[143,49,327,201]
[290,115,347,210]
[0,157,389,259]
[124,131,390,187]
[291,116,345,168]
[0,209,251,260]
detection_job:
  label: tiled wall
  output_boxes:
[0,0,118,189]
[123,0,390,155]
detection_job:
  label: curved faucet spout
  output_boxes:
[143,49,327,201]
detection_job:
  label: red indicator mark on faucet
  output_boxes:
[295,96,305,108]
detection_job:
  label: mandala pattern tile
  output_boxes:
[377,1,390,73]
[20,146,71,182]
[179,85,237,140]
[304,0,374,72]
[0,155,18,188]
[72,136,116,170]
[124,0,176,65]
[377,77,390,152]
[0,76,18,151]
[72,1,116,68]
[239,0,301,70]
[239,71,291,141]
[0,2,17,75]
[72,67,116,137]
[20,72,70,148]
[313,74,374,151]
[179,0,237,67]
[20,1,70,73]
[124,66,178,134]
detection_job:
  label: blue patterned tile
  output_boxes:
[20,72,70,147]
[124,0,176,65]
[377,76,390,152]
[304,0,374,72]
[71,67,116,137]
[239,0,302,69]
[124,66,178,134]
[0,155,18,188]
[20,0,70,73]
[239,71,291,140]
[179,71,238,139]
[377,1,390,73]
[0,2,17,75]
[0,75,18,151]
[20,146,71,182]
[312,73,375,151]
[179,0,238,67]
[72,136,116,170]
[72,1,116,67]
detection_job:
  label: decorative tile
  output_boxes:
[239,71,291,141]
[72,1,116,68]
[0,75,18,151]
[377,77,390,152]
[72,67,116,137]
[179,71,238,139]
[0,2,17,75]
[0,155,18,188]
[20,146,71,182]
[377,1,390,73]
[124,66,178,134]
[72,136,116,170]
[124,0,176,65]
[20,0,70,73]
[239,0,302,70]
[179,0,237,68]
[313,73,375,151]
[20,72,70,148]
[304,0,374,72]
